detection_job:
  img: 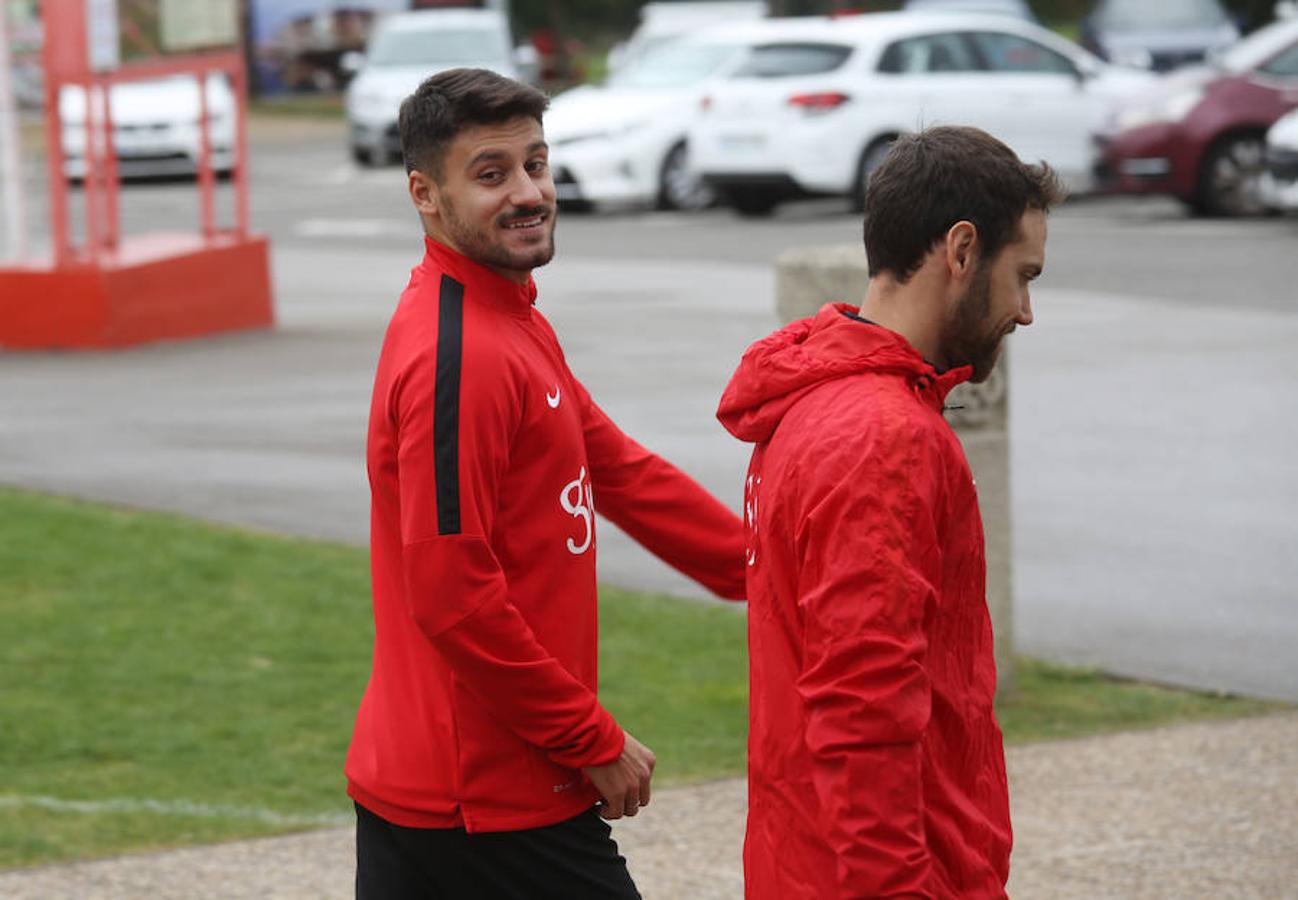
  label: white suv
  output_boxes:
[689,12,1154,215]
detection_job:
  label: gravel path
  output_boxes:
[3,714,1295,899]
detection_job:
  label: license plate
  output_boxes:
[117,144,173,158]
[719,134,766,153]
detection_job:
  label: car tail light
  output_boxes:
[787,92,849,113]
[700,95,712,113]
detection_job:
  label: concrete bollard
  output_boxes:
[775,246,1015,693]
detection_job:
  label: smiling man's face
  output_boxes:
[416,115,557,282]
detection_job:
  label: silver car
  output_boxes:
[344,9,520,167]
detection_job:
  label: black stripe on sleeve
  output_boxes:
[434,274,464,536]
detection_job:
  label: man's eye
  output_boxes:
[526,159,549,174]
[478,171,503,183]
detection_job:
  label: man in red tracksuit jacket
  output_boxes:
[346,69,746,898]
[718,127,1063,898]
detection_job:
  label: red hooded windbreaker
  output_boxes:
[346,238,746,833]
[717,303,1010,899]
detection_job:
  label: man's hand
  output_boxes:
[584,732,656,819]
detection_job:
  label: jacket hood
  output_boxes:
[717,303,970,444]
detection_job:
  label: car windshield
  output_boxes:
[1213,19,1298,72]
[368,26,507,67]
[607,39,742,88]
[1093,0,1228,31]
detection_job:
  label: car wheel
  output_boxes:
[1193,132,1270,217]
[656,141,714,211]
[727,189,779,218]
[352,144,378,167]
[850,136,897,212]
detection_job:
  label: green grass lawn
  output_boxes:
[0,488,1282,869]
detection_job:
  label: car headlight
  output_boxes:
[1114,87,1205,132]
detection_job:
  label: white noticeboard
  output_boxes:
[1,0,27,260]
[160,0,238,52]
[86,0,121,71]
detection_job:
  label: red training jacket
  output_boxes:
[717,304,1011,899]
[346,238,746,832]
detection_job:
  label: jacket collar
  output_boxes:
[421,236,538,317]
[821,305,971,408]
[717,303,972,444]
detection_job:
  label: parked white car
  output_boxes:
[60,74,235,179]
[344,8,520,166]
[689,12,1156,215]
[546,18,862,211]
[1263,106,1298,211]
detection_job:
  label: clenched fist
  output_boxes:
[584,732,656,820]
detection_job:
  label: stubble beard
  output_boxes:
[940,264,1004,384]
[441,195,557,275]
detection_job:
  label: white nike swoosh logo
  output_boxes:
[546,387,561,408]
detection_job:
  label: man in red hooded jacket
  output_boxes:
[717,126,1063,898]
[347,68,746,899]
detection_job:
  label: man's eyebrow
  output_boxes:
[465,149,508,170]
[465,142,549,171]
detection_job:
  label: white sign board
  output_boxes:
[86,0,121,71]
[161,0,238,51]
[1,1,28,260]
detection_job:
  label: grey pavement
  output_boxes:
[3,712,1295,899]
[1013,287,1298,701]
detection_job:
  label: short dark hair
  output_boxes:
[398,68,549,180]
[862,126,1065,281]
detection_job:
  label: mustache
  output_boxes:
[499,205,553,223]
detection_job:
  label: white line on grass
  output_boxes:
[0,795,350,828]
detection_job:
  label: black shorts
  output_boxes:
[354,802,642,900]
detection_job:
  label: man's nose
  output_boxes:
[1017,293,1034,327]
[509,169,544,207]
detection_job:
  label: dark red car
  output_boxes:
[1098,17,1298,215]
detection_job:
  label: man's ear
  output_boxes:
[408,169,440,220]
[944,220,979,281]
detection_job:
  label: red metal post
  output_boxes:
[98,76,120,250]
[82,79,102,263]
[197,71,216,239]
[232,63,250,239]
[40,0,90,266]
